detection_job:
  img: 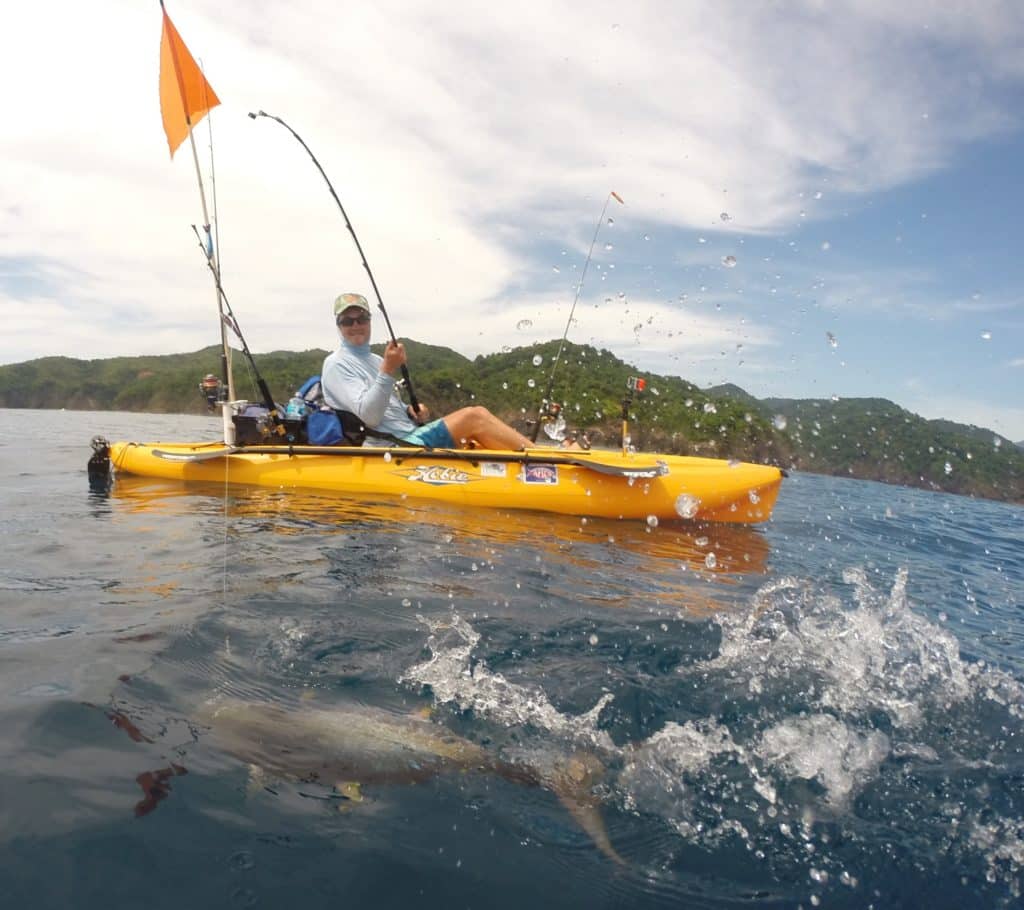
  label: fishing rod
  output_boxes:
[190,225,278,416]
[248,109,421,417]
[531,190,625,442]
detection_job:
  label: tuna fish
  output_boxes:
[198,697,623,864]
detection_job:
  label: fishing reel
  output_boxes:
[198,373,222,411]
[539,399,563,431]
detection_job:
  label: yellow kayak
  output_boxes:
[106,440,783,524]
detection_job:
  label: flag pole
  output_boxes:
[160,0,236,441]
[185,126,236,408]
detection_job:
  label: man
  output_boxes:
[322,293,532,450]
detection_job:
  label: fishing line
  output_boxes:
[531,191,624,442]
[248,110,421,416]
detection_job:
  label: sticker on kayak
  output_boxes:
[480,462,507,478]
[402,465,472,485]
[522,464,558,485]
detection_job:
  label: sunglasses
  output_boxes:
[338,313,371,327]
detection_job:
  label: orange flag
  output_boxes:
[159,3,221,158]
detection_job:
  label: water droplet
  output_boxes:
[401,598,411,607]
[383,451,392,462]
[527,379,536,388]
[231,888,258,908]
[772,414,788,431]
[748,490,760,504]
[831,394,840,402]
[698,236,707,244]
[814,191,823,200]
[727,458,740,468]
[588,633,599,646]
[606,217,614,225]
[532,354,543,366]
[516,319,533,330]
[229,851,255,871]
[826,331,838,348]
[980,330,991,340]
[646,515,658,528]
[944,461,953,475]
[721,255,737,268]
[674,494,700,519]
[703,402,717,414]
[604,243,613,251]
[501,345,512,353]
[695,536,709,547]
[719,212,730,222]
[502,381,508,390]
[821,241,831,251]
[643,234,650,241]
[704,552,717,569]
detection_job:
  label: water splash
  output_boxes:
[610,568,1024,896]
[400,613,615,750]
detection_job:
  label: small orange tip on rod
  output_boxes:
[611,191,624,204]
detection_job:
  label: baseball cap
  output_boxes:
[333,293,371,320]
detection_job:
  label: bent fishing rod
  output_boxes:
[531,190,624,442]
[248,110,421,416]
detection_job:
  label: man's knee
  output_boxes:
[451,405,489,426]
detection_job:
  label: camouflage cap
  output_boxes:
[333,293,371,320]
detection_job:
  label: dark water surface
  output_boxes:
[1,409,1022,908]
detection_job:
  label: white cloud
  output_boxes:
[1,0,1022,404]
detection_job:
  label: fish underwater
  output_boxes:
[195,697,624,865]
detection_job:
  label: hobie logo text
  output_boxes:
[406,465,471,486]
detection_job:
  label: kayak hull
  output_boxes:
[108,441,782,524]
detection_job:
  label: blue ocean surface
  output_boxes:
[1,408,1022,909]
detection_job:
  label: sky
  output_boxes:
[2,0,1023,439]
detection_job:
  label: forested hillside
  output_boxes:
[2,341,1021,503]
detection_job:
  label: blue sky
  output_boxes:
[1,1,1022,438]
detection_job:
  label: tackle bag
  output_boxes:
[297,375,368,446]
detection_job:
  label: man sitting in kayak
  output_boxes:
[322,293,533,450]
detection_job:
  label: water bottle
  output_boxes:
[284,396,308,419]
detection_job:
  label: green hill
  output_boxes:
[1,343,1021,504]
[714,392,1023,503]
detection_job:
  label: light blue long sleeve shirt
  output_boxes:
[321,340,416,438]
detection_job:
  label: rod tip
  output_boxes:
[247,111,257,119]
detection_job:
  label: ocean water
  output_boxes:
[1,408,1022,909]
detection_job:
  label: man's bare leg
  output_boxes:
[442,407,532,450]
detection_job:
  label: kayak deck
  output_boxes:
[108,440,783,524]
